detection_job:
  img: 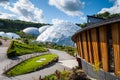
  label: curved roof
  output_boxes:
[6,32,21,39]
[72,16,120,42]
[0,32,8,37]
[23,27,40,36]
[37,22,80,46]
[39,25,51,34]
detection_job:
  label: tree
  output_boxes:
[94,11,120,19]
[76,23,87,28]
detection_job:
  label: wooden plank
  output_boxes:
[76,38,79,56]
[99,26,109,72]
[87,30,93,64]
[111,23,120,76]
[91,28,100,64]
[78,34,84,59]
[76,37,81,57]
[82,32,89,62]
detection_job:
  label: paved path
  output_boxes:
[0,49,78,80]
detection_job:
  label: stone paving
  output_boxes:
[0,47,78,80]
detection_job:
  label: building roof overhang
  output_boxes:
[72,16,120,42]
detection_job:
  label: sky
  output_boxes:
[0,0,119,24]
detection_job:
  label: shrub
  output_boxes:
[43,68,90,80]
[7,40,48,58]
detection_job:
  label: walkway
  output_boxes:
[0,49,78,80]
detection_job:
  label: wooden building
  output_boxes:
[72,16,120,79]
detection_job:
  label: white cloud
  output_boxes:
[99,0,120,14]
[0,12,17,20]
[0,0,44,23]
[49,0,84,16]
[0,0,9,8]
[52,18,68,24]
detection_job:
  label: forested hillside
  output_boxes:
[0,18,47,32]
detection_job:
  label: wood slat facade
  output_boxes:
[72,17,120,77]
[82,32,89,62]
[111,23,120,76]
[99,26,109,72]
[91,28,100,64]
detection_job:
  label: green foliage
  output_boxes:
[7,40,48,58]
[76,23,87,28]
[6,54,58,76]
[94,11,120,19]
[17,31,36,40]
[44,43,76,56]
[0,18,48,32]
[43,68,90,80]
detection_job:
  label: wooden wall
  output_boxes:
[87,31,93,64]
[75,22,120,77]
[111,23,120,76]
[91,28,100,64]
[99,26,109,72]
[82,32,89,62]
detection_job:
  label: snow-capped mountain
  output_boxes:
[36,22,80,46]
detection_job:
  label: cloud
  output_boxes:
[0,12,17,20]
[0,0,9,8]
[0,0,9,3]
[0,0,44,23]
[49,0,84,16]
[52,18,69,24]
[99,0,120,14]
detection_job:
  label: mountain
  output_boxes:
[36,22,80,46]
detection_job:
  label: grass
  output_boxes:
[7,40,48,58]
[6,54,58,76]
[31,42,76,56]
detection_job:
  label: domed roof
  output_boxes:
[6,32,21,39]
[36,22,80,46]
[0,31,8,37]
[39,25,50,34]
[23,27,40,36]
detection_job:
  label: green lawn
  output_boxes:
[6,54,58,76]
[7,40,48,58]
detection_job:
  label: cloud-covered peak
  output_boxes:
[99,0,120,14]
[49,0,84,16]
